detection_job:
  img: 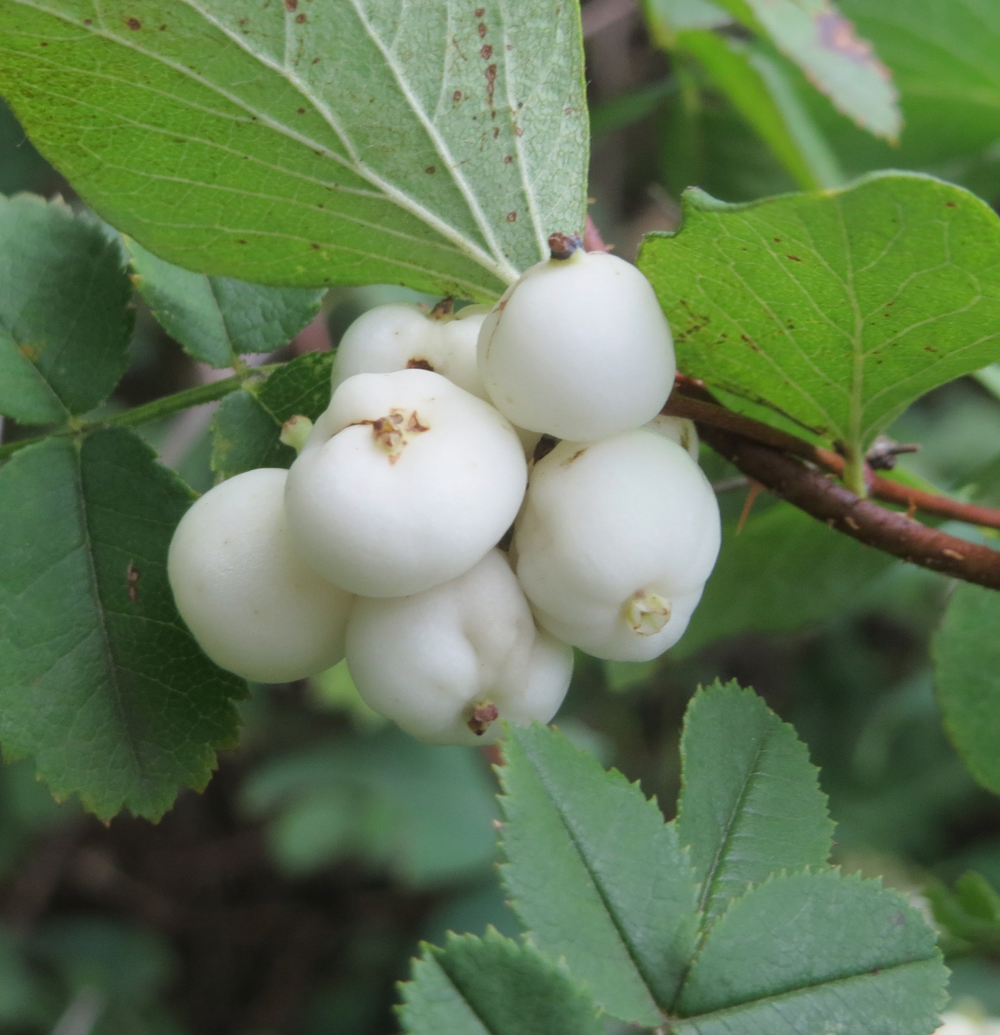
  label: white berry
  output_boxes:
[477,242,676,440]
[331,301,489,399]
[168,468,353,683]
[285,368,527,597]
[514,429,720,661]
[345,549,573,745]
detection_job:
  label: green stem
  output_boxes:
[842,447,869,498]
[0,367,271,462]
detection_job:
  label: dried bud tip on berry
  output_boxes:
[548,232,582,261]
[279,415,313,454]
[623,589,672,635]
[368,408,430,463]
[429,296,456,320]
[467,702,500,736]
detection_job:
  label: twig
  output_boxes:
[0,367,272,463]
[696,421,1000,590]
[666,383,1000,533]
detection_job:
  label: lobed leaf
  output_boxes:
[399,929,604,1035]
[672,869,947,1034]
[676,682,834,926]
[0,1,589,299]
[0,428,245,821]
[125,237,324,368]
[932,580,1000,795]
[639,172,1000,466]
[498,723,699,1024]
[210,351,334,479]
[0,193,132,425]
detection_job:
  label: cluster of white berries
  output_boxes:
[168,234,721,745]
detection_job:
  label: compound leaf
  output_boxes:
[672,870,948,1035]
[0,1,589,299]
[932,580,1000,795]
[0,193,131,425]
[126,237,324,368]
[499,722,699,1025]
[677,682,834,926]
[210,351,334,479]
[399,929,603,1035]
[639,172,1000,470]
[0,428,245,821]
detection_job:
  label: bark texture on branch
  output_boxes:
[697,423,1000,590]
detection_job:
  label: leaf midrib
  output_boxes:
[671,952,938,1028]
[69,439,149,799]
[515,763,666,1018]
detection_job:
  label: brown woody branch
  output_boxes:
[664,380,1000,590]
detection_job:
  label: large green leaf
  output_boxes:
[0,193,131,425]
[677,502,896,657]
[0,1,589,299]
[399,929,604,1035]
[0,428,245,820]
[211,351,334,479]
[932,581,1000,795]
[640,172,1000,473]
[676,682,834,926]
[125,237,324,368]
[711,0,901,141]
[672,870,948,1034]
[498,723,698,1025]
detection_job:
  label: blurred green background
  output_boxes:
[2,0,1000,1030]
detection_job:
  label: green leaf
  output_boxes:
[711,0,901,141]
[125,237,324,368]
[676,682,834,926]
[211,351,334,479]
[0,428,245,821]
[0,193,131,424]
[818,0,1000,189]
[676,502,896,657]
[639,173,1000,475]
[932,580,1000,795]
[399,929,604,1035]
[672,869,948,1035]
[0,2,589,299]
[498,722,699,1024]
[673,31,842,190]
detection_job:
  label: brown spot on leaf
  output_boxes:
[127,16,141,29]
[945,201,957,208]
[284,0,298,9]
[786,254,802,262]
[475,6,485,15]
[453,90,462,102]
[504,155,513,164]
[296,12,306,22]
[297,107,306,114]
[507,211,516,222]
[485,63,497,100]
[481,43,492,59]
[478,21,487,36]
[425,165,436,174]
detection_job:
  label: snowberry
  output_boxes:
[646,413,699,460]
[477,236,676,441]
[514,429,721,661]
[168,468,353,683]
[285,368,527,597]
[345,549,573,745]
[331,300,489,399]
